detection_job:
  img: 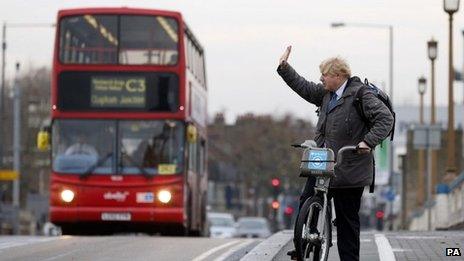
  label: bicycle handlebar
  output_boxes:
[292,140,361,166]
[335,145,358,167]
[291,140,317,148]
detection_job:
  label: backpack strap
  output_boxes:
[390,112,396,141]
[353,85,369,126]
[370,156,375,193]
[354,83,376,193]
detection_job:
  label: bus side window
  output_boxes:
[198,139,205,175]
[188,140,197,172]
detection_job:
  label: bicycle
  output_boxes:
[291,140,358,261]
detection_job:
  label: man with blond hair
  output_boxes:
[277,46,393,261]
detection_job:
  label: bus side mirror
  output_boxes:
[187,125,197,143]
[37,130,50,151]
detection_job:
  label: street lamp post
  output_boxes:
[1,22,6,167]
[462,30,464,105]
[427,39,438,123]
[444,0,459,180]
[0,22,54,168]
[331,22,395,228]
[418,77,427,124]
[417,76,427,206]
[427,38,438,192]
[0,22,54,234]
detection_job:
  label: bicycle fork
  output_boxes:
[304,176,330,244]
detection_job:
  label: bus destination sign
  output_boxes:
[91,76,147,108]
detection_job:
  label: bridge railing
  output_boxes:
[409,171,464,230]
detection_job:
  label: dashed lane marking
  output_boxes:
[391,236,441,239]
[41,249,79,261]
[213,239,255,261]
[192,240,241,261]
[0,237,60,251]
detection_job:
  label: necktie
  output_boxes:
[328,92,338,112]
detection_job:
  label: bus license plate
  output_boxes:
[101,213,131,221]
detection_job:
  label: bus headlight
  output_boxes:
[61,189,75,203]
[157,190,172,204]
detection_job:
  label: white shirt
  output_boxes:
[334,79,348,100]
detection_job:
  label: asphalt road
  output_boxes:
[0,235,260,261]
[3,231,463,260]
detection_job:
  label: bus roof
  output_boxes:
[57,7,204,54]
[57,7,182,19]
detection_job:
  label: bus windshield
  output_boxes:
[52,119,184,175]
[59,15,179,65]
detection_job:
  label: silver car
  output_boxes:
[236,217,271,238]
[207,212,237,238]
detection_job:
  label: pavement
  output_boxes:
[241,230,464,261]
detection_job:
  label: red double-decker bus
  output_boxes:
[46,7,208,235]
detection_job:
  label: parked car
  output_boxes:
[236,217,271,238]
[207,212,237,238]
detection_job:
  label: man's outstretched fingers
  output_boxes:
[279,45,292,65]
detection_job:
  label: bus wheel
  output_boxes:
[60,224,76,235]
[184,192,193,236]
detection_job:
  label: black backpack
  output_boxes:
[353,78,396,142]
[353,78,395,193]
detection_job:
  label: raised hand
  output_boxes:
[279,45,292,66]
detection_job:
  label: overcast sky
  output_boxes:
[1,0,464,124]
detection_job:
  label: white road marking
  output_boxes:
[0,237,59,251]
[375,234,396,261]
[332,239,372,243]
[41,249,79,261]
[392,236,441,239]
[192,240,241,261]
[392,248,413,252]
[213,239,254,261]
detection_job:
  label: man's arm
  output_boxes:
[360,91,394,148]
[276,47,326,106]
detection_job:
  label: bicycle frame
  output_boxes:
[297,142,357,245]
[303,176,331,243]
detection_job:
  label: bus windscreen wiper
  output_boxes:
[120,146,153,179]
[81,152,113,179]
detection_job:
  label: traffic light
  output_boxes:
[284,206,294,216]
[375,210,384,231]
[271,178,281,197]
[270,178,281,231]
[271,178,280,187]
[271,200,280,209]
[283,206,294,229]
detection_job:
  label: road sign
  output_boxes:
[0,170,19,180]
[386,190,395,202]
[412,124,441,149]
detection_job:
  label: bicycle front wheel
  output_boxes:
[294,195,331,261]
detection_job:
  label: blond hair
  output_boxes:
[319,57,351,79]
